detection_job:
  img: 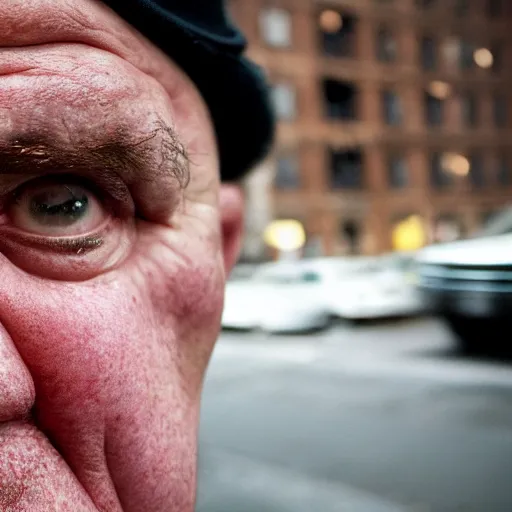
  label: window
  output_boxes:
[490,43,503,73]
[340,220,361,255]
[434,215,463,243]
[487,0,504,17]
[323,80,357,120]
[460,93,478,127]
[430,153,453,188]
[387,155,409,188]
[497,154,511,185]
[416,0,436,8]
[275,154,300,189]
[382,90,402,126]
[271,83,296,120]
[376,28,397,62]
[318,10,356,58]
[454,0,470,16]
[424,92,444,126]
[469,153,485,188]
[420,36,436,70]
[459,40,475,70]
[493,94,507,128]
[330,148,363,188]
[260,8,292,48]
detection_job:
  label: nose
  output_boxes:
[0,324,35,422]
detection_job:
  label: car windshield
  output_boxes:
[253,268,322,284]
[385,255,415,271]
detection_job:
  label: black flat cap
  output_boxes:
[102,0,275,181]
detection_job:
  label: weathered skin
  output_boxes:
[0,1,243,510]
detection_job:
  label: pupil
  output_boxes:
[29,188,89,226]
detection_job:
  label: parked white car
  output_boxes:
[222,255,423,333]
[222,262,332,333]
[318,254,424,320]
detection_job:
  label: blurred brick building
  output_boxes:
[229,0,512,260]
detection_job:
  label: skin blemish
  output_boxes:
[0,481,26,508]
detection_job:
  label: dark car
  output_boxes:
[416,234,512,355]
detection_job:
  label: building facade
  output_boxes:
[229,0,512,259]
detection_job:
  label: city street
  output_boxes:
[196,317,512,512]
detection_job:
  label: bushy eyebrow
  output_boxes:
[0,122,191,190]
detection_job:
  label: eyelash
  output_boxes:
[0,173,135,279]
[2,229,105,254]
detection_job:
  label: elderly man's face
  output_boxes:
[0,1,244,510]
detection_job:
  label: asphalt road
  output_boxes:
[196,317,512,512]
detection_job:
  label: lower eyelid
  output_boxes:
[0,217,112,255]
[0,215,133,281]
[24,235,104,255]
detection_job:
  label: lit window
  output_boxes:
[319,10,356,58]
[392,214,426,251]
[473,48,494,69]
[428,81,451,100]
[442,152,470,177]
[319,10,343,33]
[271,83,297,120]
[260,8,292,48]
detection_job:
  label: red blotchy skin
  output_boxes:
[0,1,233,510]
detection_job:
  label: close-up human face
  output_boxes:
[0,1,243,510]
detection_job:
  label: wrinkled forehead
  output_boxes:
[0,0,220,206]
[0,0,159,66]
[0,0,202,119]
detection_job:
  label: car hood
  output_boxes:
[417,234,512,266]
[224,281,325,310]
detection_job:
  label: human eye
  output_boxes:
[0,175,132,281]
[8,177,108,237]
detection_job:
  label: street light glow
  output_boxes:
[442,152,470,177]
[428,81,451,100]
[264,219,306,252]
[319,10,343,34]
[473,48,494,69]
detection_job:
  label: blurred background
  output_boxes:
[197,1,512,511]
[229,0,512,261]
